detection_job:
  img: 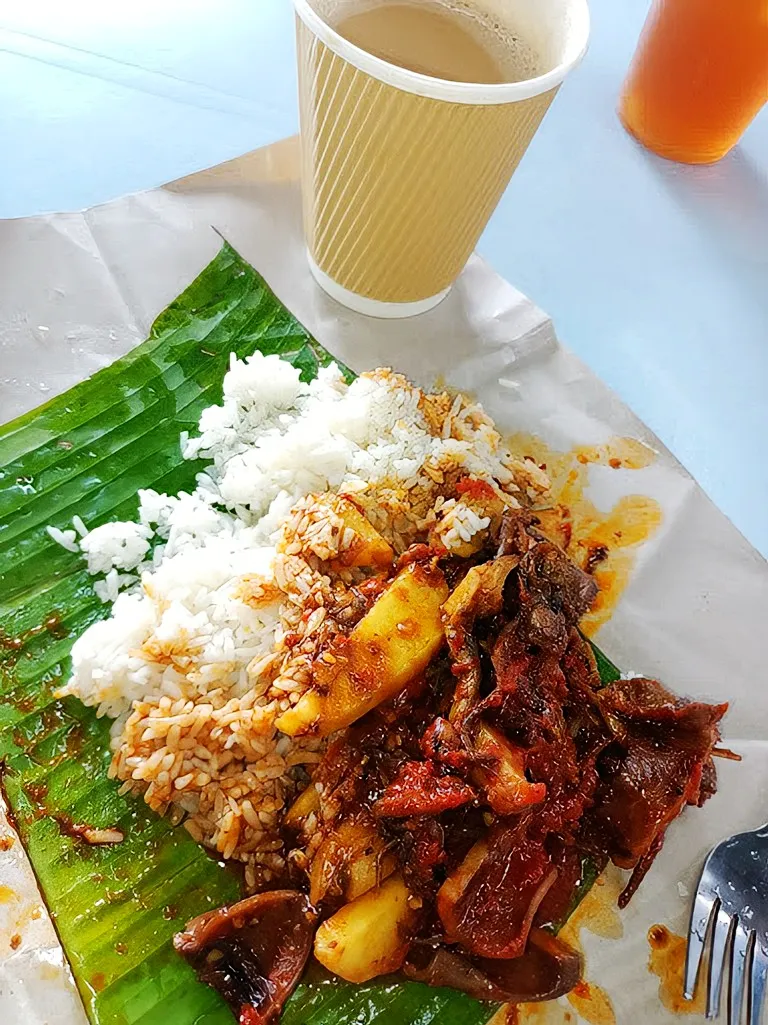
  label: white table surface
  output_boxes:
[1,0,766,556]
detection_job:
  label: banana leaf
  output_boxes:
[0,241,620,1025]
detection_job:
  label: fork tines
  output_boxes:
[685,835,768,1025]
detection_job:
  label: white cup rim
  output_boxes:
[293,0,590,105]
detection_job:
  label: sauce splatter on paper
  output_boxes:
[566,981,616,1025]
[559,870,625,948]
[496,1005,576,1025]
[648,924,706,1016]
[0,885,16,904]
[509,435,663,635]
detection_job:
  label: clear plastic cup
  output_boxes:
[619,0,768,164]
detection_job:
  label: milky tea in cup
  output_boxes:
[295,0,589,317]
[335,1,541,84]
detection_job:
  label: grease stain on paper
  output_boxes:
[0,885,16,904]
[559,870,624,947]
[648,924,706,1016]
[509,435,663,635]
[496,1005,575,1025]
[566,981,616,1025]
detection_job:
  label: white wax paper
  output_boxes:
[0,135,766,1025]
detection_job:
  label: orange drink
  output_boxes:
[620,0,768,164]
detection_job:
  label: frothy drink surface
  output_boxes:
[335,0,541,85]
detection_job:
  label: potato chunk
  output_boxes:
[314,873,415,983]
[275,562,448,737]
[283,783,320,830]
[436,836,489,939]
[473,723,546,815]
[308,816,396,904]
[442,555,519,622]
[329,496,394,569]
[346,844,397,902]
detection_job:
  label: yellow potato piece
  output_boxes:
[346,849,398,902]
[442,555,519,622]
[472,722,546,815]
[436,836,489,940]
[283,782,320,830]
[330,496,394,569]
[314,873,415,983]
[276,562,448,738]
[308,817,396,904]
[276,692,322,737]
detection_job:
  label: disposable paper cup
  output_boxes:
[295,0,589,318]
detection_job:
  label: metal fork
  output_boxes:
[685,825,768,1023]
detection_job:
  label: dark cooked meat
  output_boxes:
[483,621,604,838]
[496,508,541,559]
[420,717,471,771]
[402,816,447,891]
[437,822,557,958]
[174,891,315,1024]
[518,541,599,625]
[440,556,519,729]
[178,509,729,1019]
[373,760,477,817]
[588,677,727,907]
[534,842,606,929]
[404,928,582,1003]
[496,509,598,624]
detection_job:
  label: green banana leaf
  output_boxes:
[0,241,620,1025]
